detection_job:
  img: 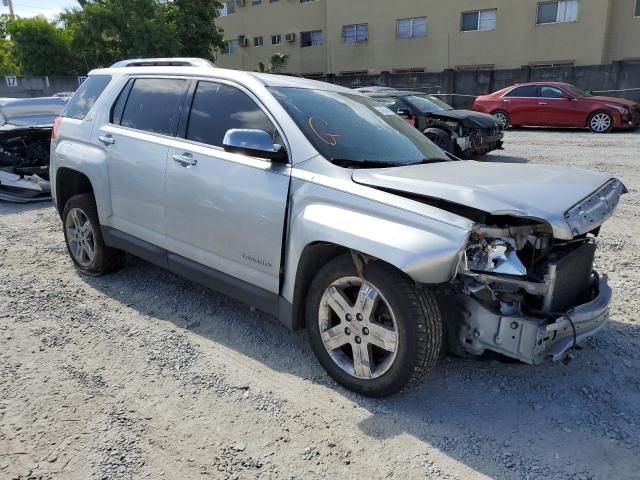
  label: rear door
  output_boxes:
[501,85,540,126]
[164,80,290,296]
[96,77,189,247]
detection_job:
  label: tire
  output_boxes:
[62,193,125,276]
[306,254,442,397]
[492,110,510,130]
[588,110,613,133]
[425,130,454,154]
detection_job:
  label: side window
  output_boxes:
[62,75,112,120]
[186,82,278,148]
[119,78,187,135]
[539,85,564,98]
[110,78,134,125]
[505,85,538,97]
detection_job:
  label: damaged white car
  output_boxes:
[51,62,626,397]
[0,96,67,202]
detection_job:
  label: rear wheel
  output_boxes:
[588,111,613,133]
[492,110,510,129]
[62,194,125,276]
[306,255,442,397]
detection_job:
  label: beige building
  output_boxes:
[215,0,640,75]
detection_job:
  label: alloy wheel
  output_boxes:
[65,207,96,267]
[494,112,508,129]
[590,113,611,133]
[318,276,399,380]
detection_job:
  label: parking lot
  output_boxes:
[1,128,639,480]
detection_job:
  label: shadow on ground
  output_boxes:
[79,255,640,479]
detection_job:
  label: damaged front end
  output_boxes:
[0,97,66,203]
[441,179,626,364]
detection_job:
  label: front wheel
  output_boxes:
[306,255,442,397]
[588,111,613,133]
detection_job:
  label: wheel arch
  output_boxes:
[55,167,95,217]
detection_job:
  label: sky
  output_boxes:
[4,0,79,21]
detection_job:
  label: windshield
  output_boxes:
[563,84,591,98]
[270,87,449,167]
[403,95,453,113]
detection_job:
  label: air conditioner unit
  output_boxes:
[285,33,296,43]
[236,0,245,6]
[238,37,249,47]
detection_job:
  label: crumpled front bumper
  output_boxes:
[452,275,611,365]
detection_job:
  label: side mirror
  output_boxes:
[223,129,287,163]
[561,92,575,100]
[397,107,412,117]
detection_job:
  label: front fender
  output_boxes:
[281,179,471,303]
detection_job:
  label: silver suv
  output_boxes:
[51,58,626,397]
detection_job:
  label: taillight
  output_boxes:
[51,116,62,140]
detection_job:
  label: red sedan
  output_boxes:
[473,82,640,133]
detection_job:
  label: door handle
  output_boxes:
[98,134,115,146]
[538,102,548,105]
[502,100,511,103]
[172,152,197,167]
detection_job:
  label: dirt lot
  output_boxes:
[1,128,639,480]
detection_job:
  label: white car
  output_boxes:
[51,58,625,397]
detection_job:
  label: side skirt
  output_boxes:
[101,226,293,323]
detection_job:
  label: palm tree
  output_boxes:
[258,53,289,73]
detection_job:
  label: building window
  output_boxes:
[269,0,279,3]
[252,0,261,5]
[271,34,281,45]
[223,39,239,55]
[455,64,495,71]
[300,0,316,3]
[635,0,640,17]
[536,0,579,24]
[530,60,575,68]
[219,1,235,16]
[392,68,425,74]
[253,36,264,47]
[396,17,427,38]
[461,9,497,31]
[301,30,323,47]
[342,23,369,43]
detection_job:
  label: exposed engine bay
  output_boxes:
[0,96,66,203]
[442,220,609,365]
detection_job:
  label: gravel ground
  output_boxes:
[1,128,639,480]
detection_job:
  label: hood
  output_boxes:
[0,97,66,127]
[352,161,625,239]
[428,109,500,128]
[585,96,638,107]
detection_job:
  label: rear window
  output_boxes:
[62,75,112,120]
[505,85,538,98]
[119,78,188,135]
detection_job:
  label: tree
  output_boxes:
[61,0,181,70]
[0,14,19,75]
[169,0,224,60]
[259,53,289,74]
[6,17,73,75]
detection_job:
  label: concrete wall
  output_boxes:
[0,76,81,99]
[4,63,639,112]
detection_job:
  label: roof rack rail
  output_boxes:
[110,58,216,68]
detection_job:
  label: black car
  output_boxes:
[363,90,504,157]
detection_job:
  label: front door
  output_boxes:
[97,77,189,247]
[165,80,290,295]
[536,85,581,126]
